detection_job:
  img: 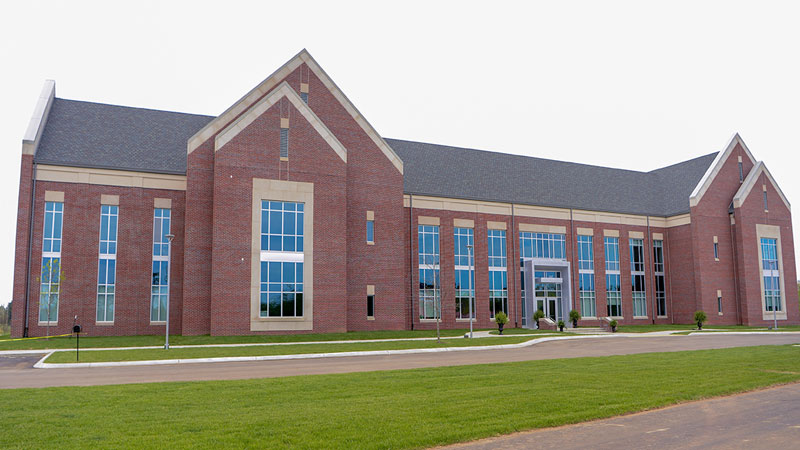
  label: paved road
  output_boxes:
[445,382,800,450]
[1,334,798,389]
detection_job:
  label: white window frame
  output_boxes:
[418,225,440,320]
[604,237,622,318]
[488,229,508,318]
[653,240,667,317]
[578,235,596,318]
[260,201,305,318]
[150,208,170,323]
[630,238,647,318]
[454,227,475,321]
[96,205,118,323]
[39,201,63,325]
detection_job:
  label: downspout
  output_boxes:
[511,204,518,328]
[730,212,742,325]
[646,217,655,324]
[409,194,414,330]
[23,163,37,337]
[666,228,675,325]
[569,209,576,322]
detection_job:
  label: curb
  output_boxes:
[34,334,619,369]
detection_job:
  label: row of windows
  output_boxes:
[39,202,173,324]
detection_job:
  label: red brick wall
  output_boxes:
[183,140,215,335]
[14,181,185,337]
[734,170,799,325]
[209,97,348,335]
[689,142,755,324]
[10,155,34,337]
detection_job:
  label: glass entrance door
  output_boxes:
[535,271,563,322]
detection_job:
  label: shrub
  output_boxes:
[494,311,509,325]
[694,311,707,330]
[569,310,581,327]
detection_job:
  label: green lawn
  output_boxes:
[44,336,535,364]
[0,329,490,351]
[4,345,800,449]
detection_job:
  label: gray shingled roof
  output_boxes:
[35,98,213,175]
[34,98,716,216]
[385,139,717,217]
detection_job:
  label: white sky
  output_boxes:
[1,1,799,307]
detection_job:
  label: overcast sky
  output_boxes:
[1,1,798,307]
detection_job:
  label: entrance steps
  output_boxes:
[570,327,610,334]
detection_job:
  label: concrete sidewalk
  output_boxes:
[444,382,800,449]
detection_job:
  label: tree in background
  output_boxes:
[0,303,9,335]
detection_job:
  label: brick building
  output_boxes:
[11,50,799,337]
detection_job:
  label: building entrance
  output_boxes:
[535,271,562,322]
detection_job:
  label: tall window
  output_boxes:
[488,229,508,318]
[39,201,63,323]
[418,225,440,319]
[520,232,566,325]
[151,208,170,322]
[454,227,475,320]
[630,238,647,317]
[577,235,596,317]
[605,237,621,317]
[260,201,304,317]
[760,238,781,312]
[653,240,666,316]
[97,205,118,322]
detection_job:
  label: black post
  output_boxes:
[76,332,79,362]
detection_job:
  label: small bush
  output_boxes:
[494,311,509,325]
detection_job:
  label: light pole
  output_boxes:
[164,233,175,350]
[466,244,474,339]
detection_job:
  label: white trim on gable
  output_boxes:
[732,162,791,211]
[190,49,403,174]
[689,133,756,207]
[215,82,347,164]
[22,80,56,156]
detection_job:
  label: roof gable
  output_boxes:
[215,82,347,163]
[732,161,791,211]
[689,133,756,207]
[189,49,402,173]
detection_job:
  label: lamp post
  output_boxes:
[466,244,474,339]
[164,233,175,350]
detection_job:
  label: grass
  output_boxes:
[3,345,800,449]
[0,329,490,351]
[44,336,535,364]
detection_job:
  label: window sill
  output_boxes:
[633,316,648,320]
[37,322,57,327]
[419,318,440,322]
[582,316,597,320]
[367,316,375,321]
[150,321,166,325]
[254,316,306,322]
[715,258,719,262]
[95,321,115,326]
[456,318,477,322]
[366,241,374,246]
[280,157,289,162]
[656,315,668,319]
[608,316,624,320]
